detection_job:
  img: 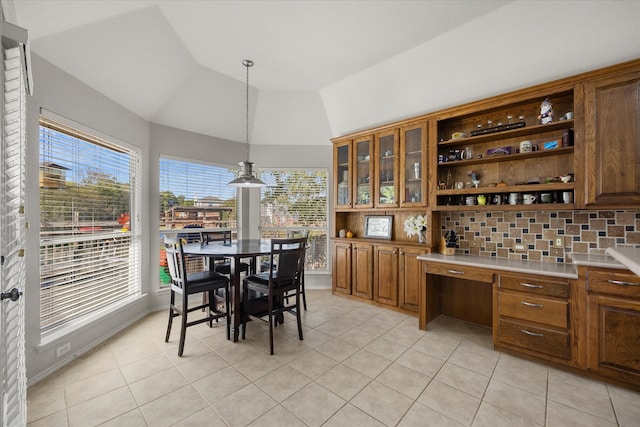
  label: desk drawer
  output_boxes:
[498,291,568,329]
[498,319,570,360]
[425,263,494,283]
[588,269,640,298]
[499,273,569,298]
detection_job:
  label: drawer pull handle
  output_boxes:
[521,301,543,308]
[608,279,640,287]
[447,269,465,275]
[520,329,544,337]
[520,282,543,289]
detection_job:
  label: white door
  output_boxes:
[0,44,28,427]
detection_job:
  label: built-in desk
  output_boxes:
[417,253,578,331]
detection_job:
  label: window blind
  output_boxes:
[259,168,328,271]
[159,156,238,285]
[39,116,142,334]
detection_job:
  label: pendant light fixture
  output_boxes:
[228,59,266,187]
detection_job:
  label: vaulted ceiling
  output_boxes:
[5,0,511,144]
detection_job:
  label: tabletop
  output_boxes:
[181,239,272,257]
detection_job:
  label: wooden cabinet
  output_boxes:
[431,89,577,210]
[373,244,398,306]
[583,69,640,207]
[333,139,352,209]
[587,268,640,385]
[375,129,399,207]
[332,241,373,299]
[354,135,374,209]
[495,273,572,362]
[398,246,426,311]
[400,121,427,207]
[352,242,373,299]
[332,241,351,294]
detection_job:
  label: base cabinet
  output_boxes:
[332,241,352,294]
[399,247,426,311]
[587,268,640,385]
[333,240,425,311]
[332,241,373,299]
[373,244,398,306]
[495,273,573,363]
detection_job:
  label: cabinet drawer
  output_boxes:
[498,291,568,329]
[498,319,570,360]
[499,273,569,298]
[588,269,640,298]
[425,263,494,283]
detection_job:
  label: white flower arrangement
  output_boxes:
[404,214,427,238]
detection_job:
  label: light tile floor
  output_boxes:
[27,290,640,427]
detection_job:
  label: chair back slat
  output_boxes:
[268,237,307,289]
[163,236,187,290]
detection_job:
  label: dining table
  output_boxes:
[181,239,272,342]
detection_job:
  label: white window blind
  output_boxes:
[159,156,238,285]
[39,116,142,335]
[259,168,328,271]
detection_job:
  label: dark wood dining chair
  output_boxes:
[241,236,307,355]
[163,236,230,356]
[286,230,309,310]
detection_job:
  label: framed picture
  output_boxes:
[364,215,393,240]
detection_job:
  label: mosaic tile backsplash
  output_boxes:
[441,210,640,263]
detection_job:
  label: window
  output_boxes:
[159,156,238,285]
[39,116,142,335]
[259,168,328,271]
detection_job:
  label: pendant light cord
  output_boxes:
[243,59,253,162]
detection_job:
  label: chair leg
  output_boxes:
[296,291,304,341]
[241,282,247,340]
[268,293,274,355]
[301,279,307,311]
[208,290,215,327]
[165,290,175,342]
[225,284,231,340]
[178,291,188,357]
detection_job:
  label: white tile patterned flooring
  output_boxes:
[27,290,640,426]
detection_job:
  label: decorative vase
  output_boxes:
[418,230,426,243]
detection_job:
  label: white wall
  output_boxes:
[321,0,640,136]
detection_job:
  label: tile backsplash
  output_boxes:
[441,210,640,263]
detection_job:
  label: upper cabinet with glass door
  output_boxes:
[400,121,427,207]
[333,139,352,209]
[354,135,374,209]
[375,129,399,207]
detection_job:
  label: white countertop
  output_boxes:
[417,253,579,279]
[605,247,640,277]
[571,252,627,270]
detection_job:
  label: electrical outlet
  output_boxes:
[514,243,526,252]
[56,343,71,358]
[555,238,563,247]
[550,247,564,257]
[469,239,482,248]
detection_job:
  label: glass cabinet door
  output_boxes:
[334,140,351,208]
[376,129,399,207]
[354,135,373,208]
[400,122,426,206]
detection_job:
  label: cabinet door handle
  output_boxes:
[608,279,640,287]
[447,269,465,275]
[520,329,544,337]
[519,282,543,289]
[521,301,543,308]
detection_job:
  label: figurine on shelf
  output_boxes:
[467,170,480,188]
[538,98,554,124]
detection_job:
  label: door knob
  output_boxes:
[1,288,23,302]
